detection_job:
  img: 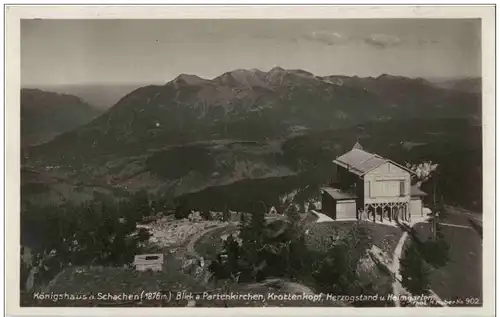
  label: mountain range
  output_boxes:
[21,67,482,211]
[28,67,480,156]
[427,77,482,94]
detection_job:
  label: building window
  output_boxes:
[400,181,405,196]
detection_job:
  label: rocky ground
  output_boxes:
[137,215,223,249]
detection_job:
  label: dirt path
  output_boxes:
[182,220,318,307]
[310,210,334,223]
[185,216,284,258]
[391,217,447,307]
[245,278,316,294]
[391,231,409,307]
[444,205,482,219]
[440,223,474,230]
[185,222,235,258]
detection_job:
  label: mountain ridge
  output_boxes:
[21,88,103,147]
[27,67,480,159]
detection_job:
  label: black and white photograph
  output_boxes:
[6,5,495,313]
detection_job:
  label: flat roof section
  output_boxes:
[134,253,164,265]
[411,186,427,197]
[322,187,358,200]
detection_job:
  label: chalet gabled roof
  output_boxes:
[333,147,416,177]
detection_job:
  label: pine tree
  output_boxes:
[343,223,372,271]
[133,189,151,218]
[424,223,450,267]
[222,205,230,222]
[200,209,212,220]
[237,202,268,281]
[239,212,246,227]
[223,235,241,278]
[250,203,267,237]
[312,243,350,294]
[150,200,158,216]
[400,241,431,295]
[287,204,301,226]
[285,228,310,278]
[174,199,190,219]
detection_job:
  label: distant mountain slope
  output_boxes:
[451,78,481,94]
[28,67,480,161]
[33,84,146,109]
[428,77,482,94]
[21,89,102,146]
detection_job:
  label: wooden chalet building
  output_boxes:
[321,142,427,222]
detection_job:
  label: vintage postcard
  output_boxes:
[5,5,495,317]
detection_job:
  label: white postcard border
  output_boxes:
[5,5,496,317]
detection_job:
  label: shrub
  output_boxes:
[174,201,191,219]
[200,209,212,221]
[422,237,450,268]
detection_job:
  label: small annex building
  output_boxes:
[321,142,427,222]
[133,253,164,272]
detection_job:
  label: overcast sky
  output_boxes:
[21,19,481,86]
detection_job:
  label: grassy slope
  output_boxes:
[304,221,402,306]
[33,254,203,307]
[195,219,402,302]
[23,140,295,205]
[194,226,239,261]
[411,222,482,305]
[21,167,130,207]
[306,221,403,255]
